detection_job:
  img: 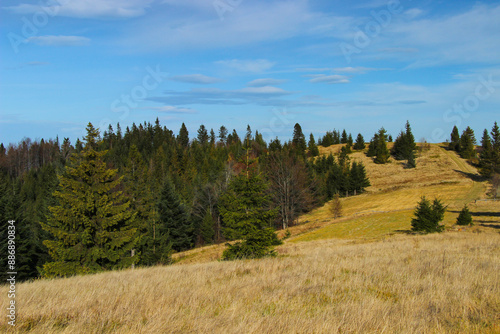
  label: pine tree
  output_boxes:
[41,123,137,277]
[178,123,190,148]
[157,179,193,253]
[200,210,215,245]
[123,145,157,265]
[392,121,416,165]
[488,122,500,175]
[349,161,370,195]
[449,126,460,151]
[308,133,320,157]
[456,204,473,226]
[460,126,476,159]
[218,164,281,260]
[197,124,209,146]
[411,197,446,233]
[218,125,228,145]
[353,133,365,150]
[479,129,494,176]
[341,129,348,144]
[374,128,390,164]
[292,123,307,157]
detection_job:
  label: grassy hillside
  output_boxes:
[1,143,499,333]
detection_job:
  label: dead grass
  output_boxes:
[1,231,498,333]
[1,143,498,333]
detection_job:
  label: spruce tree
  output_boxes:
[41,123,137,277]
[197,124,209,146]
[292,123,307,157]
[456,204,473,226]
[349,161,370,195]
[178,123,190,148]
[123,145,157,265]
[353,133,365,150]
[374,128,390,164]
[449,126,460,151]
[308,133,320,157]
[218,162,281,260]
[157,179,193,253]
[479,129,494,176]
[200,210,215,245]
[341,129,348,144]
[460,126,476,159]
[411,197,446,233]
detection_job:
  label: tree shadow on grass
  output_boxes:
[453,170,487,182]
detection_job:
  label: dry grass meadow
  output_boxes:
[1,144,499,333]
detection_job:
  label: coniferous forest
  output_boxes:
[1,119,498,279]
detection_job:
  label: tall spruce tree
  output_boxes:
[157,179,193,253]
[41,123,137,277]
[308,133,320,157]
[218,161,281,260]
[123,145,157,265]
[373,128,390,164]
[449,126,460,151]
[392,121,417,167]
[292,123,307,157]
[479,129,494,176]
[178,123,190,148]
[460,126,476,159]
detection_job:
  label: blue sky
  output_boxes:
[1,0,499,146]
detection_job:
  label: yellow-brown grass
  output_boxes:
[1,231,498,333]
[2,143,498,333]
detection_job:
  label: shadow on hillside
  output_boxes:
[478,223,500,229]
[450,210,500,218]
[453,170,487,182]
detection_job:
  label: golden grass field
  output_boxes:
[1,144,499,333]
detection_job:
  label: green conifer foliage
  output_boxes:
[41,123,137,278]
[456,204,473,226]
[373,128,390,164]
[219,167,281,260]
[353,133,365,151]
[411,197,446,233]
[157,179,193,253]
[449,126,460,151]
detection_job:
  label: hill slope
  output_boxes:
[1,143,499,333]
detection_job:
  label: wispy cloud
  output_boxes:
[216,59,276,73]
[5,0,154,18]
[169,74,223,84]
[147,86,293,106]
[27,36,90,46]
[308,74,350,84]
[247,78,287,87]
[150,106,197,114]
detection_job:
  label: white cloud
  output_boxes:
[404,8,424,19]
[152,106,197,114]
[308,74,350,84]
[247,78,287,87]
[383,4,500,66]
[216,59,276,73]
[169,74,223,84]
[119,0,334,51]
[5,0,154,18]
[147,85,293,106]
[27,35,90,46]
